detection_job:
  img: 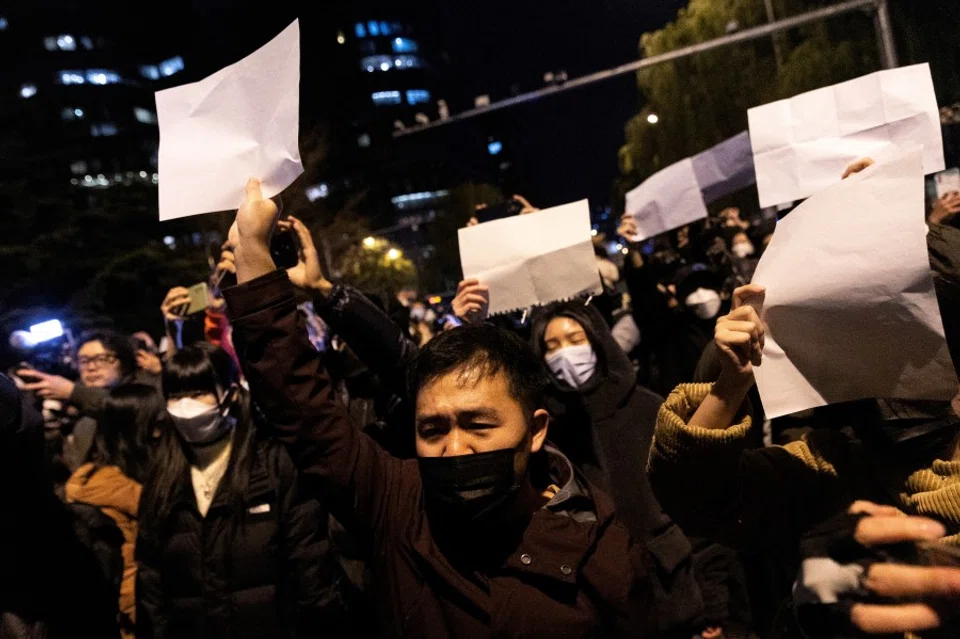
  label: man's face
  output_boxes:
[415,368,548,469]
[77,340,123,388]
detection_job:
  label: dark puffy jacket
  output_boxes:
[135,424,340,639]
[530,302,704,638]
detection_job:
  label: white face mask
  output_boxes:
[685,288,722,320]
[732,242,755,259]
[545,344,598,389]
[167,396,234,445]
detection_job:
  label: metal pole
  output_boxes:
[873,0,899,69]
[396,0,880,137]
[762,0,785,67]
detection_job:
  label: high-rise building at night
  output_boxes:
[0,3,184,189]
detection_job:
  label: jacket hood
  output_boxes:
[531,301,635,405]
[65,463,141,517]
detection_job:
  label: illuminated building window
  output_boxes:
[354,23,366,38]
[488,140,503,155]
[406,89,431,105]
[90,122,118,137]
[140,65,159,80]
[379,22,392,36]
[61,107,84,120]
[367,21,380,37]
[134,107,157,124]
[19,83,37,98]
[360,54,421,72]
[86,69,120,85]
[159,56,184,77]
[80,36,94,50]
[0,17,8,30]
[70,161,88,175]
[392,37,417,53]
[372,90,402,106]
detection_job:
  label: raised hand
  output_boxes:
[233,178,280,283]
[451,279,489,323]
[16,368,75,401]
[513,194,538,215]
[930,191,960,225]
[136,349,163,376]
[276,216,333,295]
[714,284,766,382]
[161,286,191,322]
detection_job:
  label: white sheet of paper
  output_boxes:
[749,64,945,208]
[751,149,957,419]
[624,158,708,242]
[458,200,602,315]
[156,19,303,220]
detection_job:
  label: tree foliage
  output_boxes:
[617,0,879,213]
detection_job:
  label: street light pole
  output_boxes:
[873,0,899,69]
[762,0,785,68]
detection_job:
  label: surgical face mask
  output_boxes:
[732,242,754,259]
[685,288,722,320]
[410,307,426,322]
[167,395,235,446]
[418,448,521,523]
[545,344,598,389]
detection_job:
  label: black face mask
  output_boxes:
[418,448,521,523]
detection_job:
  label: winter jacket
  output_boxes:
[650,383,960,548]
[531,302,704,637]
[311,283,418,458]
[0,374,120,639]
[135,426,339,639]
[66,463,141,636]
[225,270,656,638]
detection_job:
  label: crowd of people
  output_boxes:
[2,162,960,639]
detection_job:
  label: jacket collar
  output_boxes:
[501,446,613,585]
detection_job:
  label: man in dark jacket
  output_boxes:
[529,301,704,638]
[224,179,655,637]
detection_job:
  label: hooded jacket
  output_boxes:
[66,463,141,635]
[224,271,656,638]
[531,302,704,637]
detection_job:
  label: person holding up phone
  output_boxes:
[17,331,160,475]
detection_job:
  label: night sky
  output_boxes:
[179,0,689,208]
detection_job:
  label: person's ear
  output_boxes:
[529,409,550,453]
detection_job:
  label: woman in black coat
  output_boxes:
[136,344,341,638]
[530,301,705,639]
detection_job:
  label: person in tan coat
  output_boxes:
[649,284,960,636]
[65,384,164,637]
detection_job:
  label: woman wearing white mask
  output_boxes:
[530,301,706,639]
[136,343,342,638]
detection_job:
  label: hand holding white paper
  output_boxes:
[156,19,303,220]
[458,200,602,315]
[749,63,944,208]
[750,149,957,419]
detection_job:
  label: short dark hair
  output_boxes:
[408,323,550,415]
[78,330,137,379]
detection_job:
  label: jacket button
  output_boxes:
[520,553,532,565]
[560,564,572,576]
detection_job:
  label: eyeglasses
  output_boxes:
[77,353,119,368]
